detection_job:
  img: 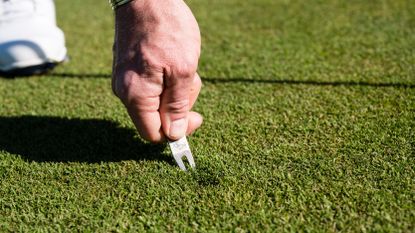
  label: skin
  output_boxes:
[112,0,203,143]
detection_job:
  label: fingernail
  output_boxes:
[169,118,186,139]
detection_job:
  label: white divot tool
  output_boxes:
[168,136,195,171]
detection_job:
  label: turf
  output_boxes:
[0,0,414,232]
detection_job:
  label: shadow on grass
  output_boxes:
[4,72,411,88]
[0,115,170,164]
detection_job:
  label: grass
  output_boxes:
[0,0,414,231]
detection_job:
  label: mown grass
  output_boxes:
[0,0,414,232]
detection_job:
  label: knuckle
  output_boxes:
[172,58,198,78]
[174,67,193,79]
[166,99,190,113]
[112,71,138,104]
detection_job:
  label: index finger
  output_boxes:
[118,71,166,143]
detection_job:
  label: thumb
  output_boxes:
[160,74,193,140]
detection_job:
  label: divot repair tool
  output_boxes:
[168,136,195,171]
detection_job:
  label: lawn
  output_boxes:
[1,0,414,232]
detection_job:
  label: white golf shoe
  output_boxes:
[0,0,67,75]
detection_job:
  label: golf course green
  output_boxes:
[0,0,414,231]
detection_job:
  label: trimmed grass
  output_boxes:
[1,0,414,231]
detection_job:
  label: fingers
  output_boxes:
[115,70,202,143]
[115,71,166,143]
[159,75,192,140]
[186,73,203,135]
[160,72,203,141]
[126,101,165,143]
[187,111,203,135]
[189,73,202,110]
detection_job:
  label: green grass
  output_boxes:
[1,0,414,231]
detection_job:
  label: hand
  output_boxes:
[112,0,203,143]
